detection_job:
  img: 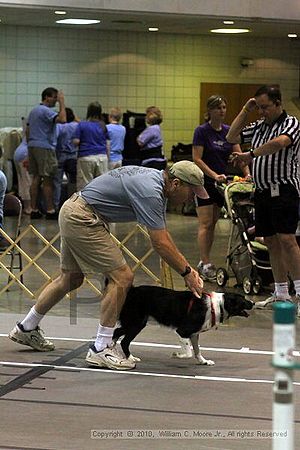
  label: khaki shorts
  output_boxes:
[58,194,126,275]
[76,155,108,190]
[28,147,58,177]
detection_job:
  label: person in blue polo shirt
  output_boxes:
[107,107,126,170]
[27,87,66,220]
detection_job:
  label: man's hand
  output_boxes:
[183,268,203,298]
[231,151,252,168]
[243,98,257,112]
[57,90,65,104]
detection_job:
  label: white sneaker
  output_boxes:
[86,344,136,370]
[197,261,216,281]
[254,293,292,310]
[8,323,55,351]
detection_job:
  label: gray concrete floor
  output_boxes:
[1,212,300,450]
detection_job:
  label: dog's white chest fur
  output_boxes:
[201,292,224,332]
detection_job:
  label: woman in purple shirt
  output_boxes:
[193,95,250,281]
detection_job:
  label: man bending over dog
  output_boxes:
[9,161,207,370]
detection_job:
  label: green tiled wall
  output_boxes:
[0,25,299,156]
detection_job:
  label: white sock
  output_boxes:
[94,324,115,352]
[20,306,44,331]
[275,282,290,299]
[293,280,300,296]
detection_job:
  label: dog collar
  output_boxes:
[187,290,210,314]
[187,292,223,328]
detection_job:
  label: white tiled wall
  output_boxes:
[0,25,299,156]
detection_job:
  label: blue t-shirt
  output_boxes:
[81,166,166,229]
[107,123,126,162]
[74,121,107,157]
[193,122,233,185]
[27,104,58,150]
[56,121,78,157]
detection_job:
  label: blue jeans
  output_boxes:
[53,154,77,209]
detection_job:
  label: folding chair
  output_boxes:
[0,193,23,283]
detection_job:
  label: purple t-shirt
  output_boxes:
[193,122,233,184]
[138,125,162,149]
[74,120,107,157]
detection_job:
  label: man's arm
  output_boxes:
[54,90,66,124]
[148,228,203,297]
[226,97,257,144]
[232,134,292,167]
[231,143,251,177]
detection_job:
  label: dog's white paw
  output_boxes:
[196,357,215,366]
[128,354,141,363]
[171,351,193,359]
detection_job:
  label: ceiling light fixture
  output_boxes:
[210,28,250,34]
[148,27,159,32]
[56,18,100,25]
[54,11,66,15]
[223,20,234,25]
[288,33,298,38]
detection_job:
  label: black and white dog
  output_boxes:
[112,286,254,366]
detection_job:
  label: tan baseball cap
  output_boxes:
[169,160,209,199]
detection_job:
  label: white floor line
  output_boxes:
[0,333,276,356]
[0,359,297,385]
[2,332,300,358]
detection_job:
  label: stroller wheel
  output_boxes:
[242,276,253,294]
[216,268,229,287]
[252,276,262,295]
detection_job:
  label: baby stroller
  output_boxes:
[215,180,273,294]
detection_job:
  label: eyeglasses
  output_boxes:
[256,102,276,111]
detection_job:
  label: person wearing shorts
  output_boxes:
[9,161,207,370]
[192,95,250,281]
[228,84,300,312]
[26,87,66,219]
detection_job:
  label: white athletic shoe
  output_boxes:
[197,261,216,281]
[86,344,136,370]
[254,293,293,310]
[8,323,55,351]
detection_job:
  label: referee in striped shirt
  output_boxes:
[227,85,300,314]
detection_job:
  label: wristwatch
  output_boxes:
[180,266,192,277]
[249,148,256,158]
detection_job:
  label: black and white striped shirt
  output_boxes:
[241,111,300,193]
